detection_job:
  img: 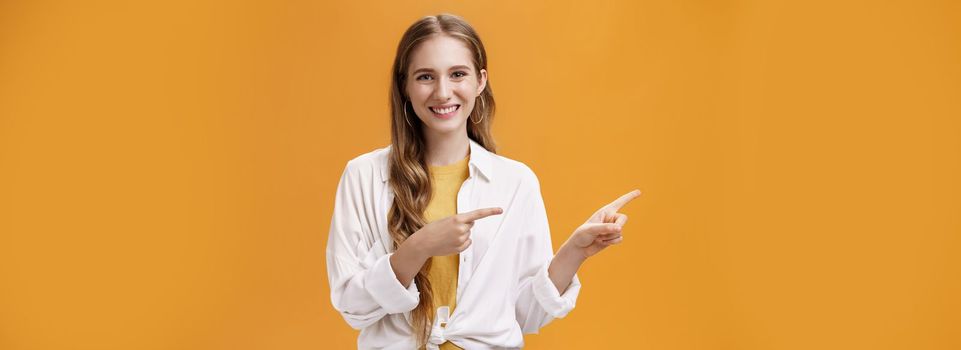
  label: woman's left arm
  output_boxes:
[548,190,642,293]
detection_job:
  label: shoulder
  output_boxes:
[340,145,390,182]
[488,152,542,190]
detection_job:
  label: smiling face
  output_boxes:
[405,34,488,138]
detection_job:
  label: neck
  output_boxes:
[423,128,470,166]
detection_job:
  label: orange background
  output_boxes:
[1,0,959,349]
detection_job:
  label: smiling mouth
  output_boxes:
[429,104,460,115]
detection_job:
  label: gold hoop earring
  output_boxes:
[471,97,485,124]
[403,100,412,128]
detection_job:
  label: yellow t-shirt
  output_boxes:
[423,154,469,350]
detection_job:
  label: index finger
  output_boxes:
[460,207,504,222]
[605,189,642,211]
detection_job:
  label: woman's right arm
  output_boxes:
[389,238,429,288]
[326,162,422,330]
[389,206,502,287]
[326,160,504,329]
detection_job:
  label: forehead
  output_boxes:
[408,34,475,72]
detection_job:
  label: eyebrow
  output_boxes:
[410,65,473,76]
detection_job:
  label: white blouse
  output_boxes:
[326,138,581,349]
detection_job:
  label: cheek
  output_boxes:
[460,82,475,93]
[406,84,428,101]
[461,87,477,102]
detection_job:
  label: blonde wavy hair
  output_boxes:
[386,13,497,348]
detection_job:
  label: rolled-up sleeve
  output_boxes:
[326,161,420,330]
[513,168,581,334]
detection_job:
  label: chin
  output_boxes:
[423,119,467,134]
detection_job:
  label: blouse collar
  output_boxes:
[380,138,493,183]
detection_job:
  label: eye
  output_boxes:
[452,71,468,78]
[416,74,433,81]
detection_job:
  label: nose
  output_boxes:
[433,78,452,101]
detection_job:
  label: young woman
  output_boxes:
[326,14,641,350]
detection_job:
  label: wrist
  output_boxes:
[389,235,430,289]
[557,242,588,266]
[398,234,429,262]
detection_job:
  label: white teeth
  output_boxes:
[431,105,458,114]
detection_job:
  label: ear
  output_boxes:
[476,68,488,96]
